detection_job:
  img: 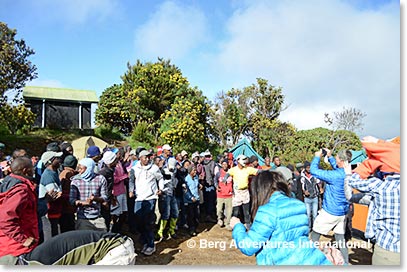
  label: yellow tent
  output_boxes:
[71,136,109,160]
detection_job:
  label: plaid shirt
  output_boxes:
[346,173,400,252]
[69,174,108,220]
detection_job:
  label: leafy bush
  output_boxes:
[94,125,123,141]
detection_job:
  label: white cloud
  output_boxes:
[29,78,66,88]
[31,0,119,24]
[202,0,399,139]
[134,1,208,61]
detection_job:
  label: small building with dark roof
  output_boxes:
[23,86,99,129]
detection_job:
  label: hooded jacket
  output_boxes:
[310,156,349,216]
[129,162,163,201]
[0,174,39,257]
[232,191,331,265]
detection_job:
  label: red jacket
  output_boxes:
[215,169,233,198]
[0,174,39,257]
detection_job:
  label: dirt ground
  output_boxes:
[41,217,372,265]
[130,222,373,265]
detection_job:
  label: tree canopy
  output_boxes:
[0,22,37,134]
[0,22,37,104]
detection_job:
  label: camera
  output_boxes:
[321,148,327,157]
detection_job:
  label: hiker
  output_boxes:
[129,150,163,256]
[344,136,400,265]
[310,149,351,264]
[230,171,333,265]
[0,230,136,265]
[0,157,39,258]
[58,155,78,233]
[70,158,109,231]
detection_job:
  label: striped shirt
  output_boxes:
[69,174,108,220]
[346,173,400,252]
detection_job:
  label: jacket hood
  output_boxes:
[203,159,213,165]
[0,174,35,193]
[136,161,153,171]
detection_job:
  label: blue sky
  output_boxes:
[0,0,400,139]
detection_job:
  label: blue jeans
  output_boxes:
[304,197,319,230]
[134,199,156,248]
[158,194,179,220]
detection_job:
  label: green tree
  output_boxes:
[95,84,133,134]
[212,78,285,147]
[286,127,362,165]
[0,22,37,104]
[253,119,296,159]
[159,88,210,152]
[0,103,36,134]
[121,58,190,139]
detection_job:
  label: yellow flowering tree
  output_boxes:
[159,88,210,152]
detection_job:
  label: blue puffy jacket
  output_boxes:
[232,191,332,265]
[310,156,349,216]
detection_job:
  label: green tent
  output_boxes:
[229,138,265,166]
[350,150,367,165]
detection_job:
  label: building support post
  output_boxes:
[42,99,46,128]
[79,102,82,129]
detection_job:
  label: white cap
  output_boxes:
[41,151,63,165]
[236,154,248,161]
[102,151,117,165]
[162,144,172,151]
[139,150,152,157]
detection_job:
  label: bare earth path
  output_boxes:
[132,223,373,265]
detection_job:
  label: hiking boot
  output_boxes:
[155,235,164,244]
[143,245,156,256]
[217,219,224,227]
[141,244,148,254]
[167,233,178,240]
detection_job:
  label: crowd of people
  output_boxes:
[0,135,400,265]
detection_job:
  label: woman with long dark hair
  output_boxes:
[230,171,333,265]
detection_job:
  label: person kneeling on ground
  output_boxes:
[0,230,136,265]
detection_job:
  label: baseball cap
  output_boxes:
[0,142,5,150]
[236,154,248,161]
[168,157,177,171]
[162,144,171,151]
[181,150,188,157]
[129,149,137,156]
[139,150,152,157]
[274,166,293,184]
[203,150,211,157]
[87,146,101,158]
[41,151,63,165]
[46,142,60,152]
[102,151,117,165]
[63,155,78,169]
